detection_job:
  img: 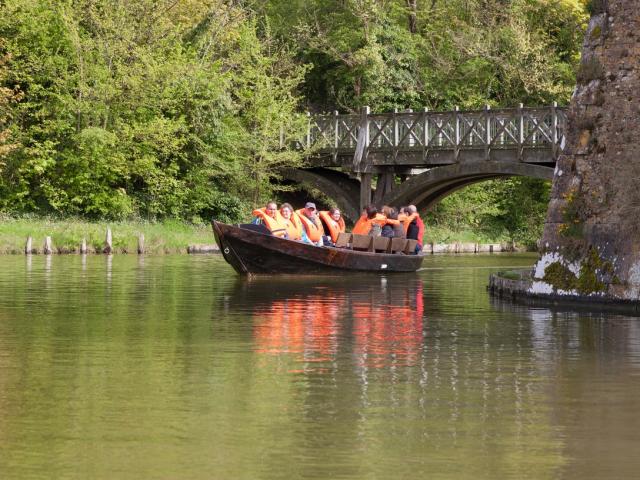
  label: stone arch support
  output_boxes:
[382,162,554,210]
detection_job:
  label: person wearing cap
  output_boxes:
[295,202,325,246]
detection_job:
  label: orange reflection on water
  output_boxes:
[253,295,343,363]
[252,280,424,369]
[353,282,423,368]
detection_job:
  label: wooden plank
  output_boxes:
[405,239,418,254]
[389,238,407,253]
[335,232,352,248]
[352,234,374,251]
[373,236,390,252]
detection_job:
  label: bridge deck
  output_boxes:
[297,105,566,170]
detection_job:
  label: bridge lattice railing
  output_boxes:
[301,106,567,159]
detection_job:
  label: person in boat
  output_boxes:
[405,205,424,254]
[352,204,387,236]
[252,201,288,238]
[380,206,404,238]
[280,203,305,241]
[319,207,346,245]
[398,206,416,234]
[295,202,325,246]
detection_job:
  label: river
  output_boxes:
[0,254,639,479]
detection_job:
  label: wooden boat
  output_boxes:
[212,220,423,275]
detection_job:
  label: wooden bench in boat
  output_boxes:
[334,232,418,255]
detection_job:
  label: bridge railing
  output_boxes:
[300,105,567,160]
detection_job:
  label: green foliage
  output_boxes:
[259,0,587,111]
[425,177,550,247]
[0,0,588,243]
[0,0,307,221]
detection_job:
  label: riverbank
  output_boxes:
[0,217,534,255]
[0,217,213,254]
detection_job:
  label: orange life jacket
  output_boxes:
[399,213,419,234]
[318,211,346,243]
[281,210,304,241]
[295,209,324,242]
[252,208,288,238]
[352,213,387,235]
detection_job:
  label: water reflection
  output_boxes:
[2,256,640,479]
[235,275,424,369]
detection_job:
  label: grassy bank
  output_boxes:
[0,216,533,254]
[0,217,214,254]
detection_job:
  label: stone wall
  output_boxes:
[533,0,640,300]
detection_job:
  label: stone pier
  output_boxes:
[494,0,640,305]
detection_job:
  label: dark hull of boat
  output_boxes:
[212,220,423,275]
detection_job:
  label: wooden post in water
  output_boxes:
[43,236,53,255]
[137,233,145,255]
[25,236,32,255]
[80,238,87,254]
[104,227,112,254]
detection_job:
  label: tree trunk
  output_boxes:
[406,0,417,34]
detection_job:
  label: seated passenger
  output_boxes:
[319,207,346,244]
[381,206,403,238]
[280,203,304,241]
[398,205,418,235]
[405,205,424,254]
[252,201,288,238]
[352,204,387,236]
[295,202,325,246]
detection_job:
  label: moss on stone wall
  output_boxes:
[543,261,578,291]
[542,247,617,295]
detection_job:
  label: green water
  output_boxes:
[1,254,639,479]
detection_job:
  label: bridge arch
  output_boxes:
[382,162,554,211]
[280,168,361,222]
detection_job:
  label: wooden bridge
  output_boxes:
[282,105,567,222]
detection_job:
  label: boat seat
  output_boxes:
[335,232,352,248]
[373,236,391,253]
[388,237,408,254]
[351,234,374,252]
[405,239,418,254]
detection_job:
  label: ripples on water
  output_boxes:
[0,254,639,479]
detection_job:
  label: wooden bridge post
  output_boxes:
[333,110,340,163]
[518,103,524,161]
[454,106,460,160]
[423,107,429,148]
[485,104,491,160]
[406,108,414,147]
[353,106,370,171]
[393,108,399,152]
[360,173,372,211]
[552,101,558,158]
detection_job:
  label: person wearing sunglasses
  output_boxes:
[295,202,325,246]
